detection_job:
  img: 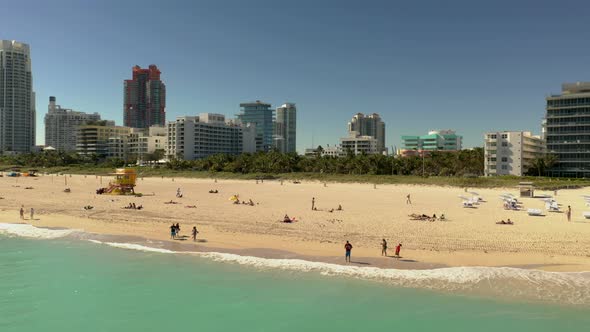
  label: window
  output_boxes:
[501,134,508,139]
[501,157,508,162]
[501,142,508,147]
[501,165,508,170]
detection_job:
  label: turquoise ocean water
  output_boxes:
[1,225,590,331]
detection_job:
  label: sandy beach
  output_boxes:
[1,173,590,272]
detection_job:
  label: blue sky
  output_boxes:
[2,0,590,152]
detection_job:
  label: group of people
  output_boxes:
[123,202,143,210]
[283,214,296,223]
[170,223,200,241]
[409,213,445,221]
[496,219,514,225]
[208,189,219,194]
[310,197,342,212]
[343,240,403,263]
[380,239,402,257]
[19,205,34,220]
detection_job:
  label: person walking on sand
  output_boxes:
[395,243,402,257]
[567,205,572,222]
[19,206,24,220]
[381,239,388,256]
[344,241,353,263]
[170,224,176,239]
[312,197,316,211]
[30,208,34,220]
[406,194,412,205]
[192,226,198,241]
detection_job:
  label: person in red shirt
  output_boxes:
[344,241,353,262]
[395,243,402,257]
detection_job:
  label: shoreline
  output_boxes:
[1,174,590,273]
[2,215,590,273]
[4,221,590,308]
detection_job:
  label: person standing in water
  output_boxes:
[192,226,198,241]
[30,207,34,220]
[395,243,402,257]
[381,239,388,256]
[19,206,24,220]
[344,241,353,263]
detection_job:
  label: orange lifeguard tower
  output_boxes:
[102,168,137,195]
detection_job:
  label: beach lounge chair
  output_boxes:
[527,208,543,216]
[583,212,590,219]
[548,202,560,212]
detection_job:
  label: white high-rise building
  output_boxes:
[44,96,102,151]
[0,40,35,153]
[484,131,546,176]
[274,103,296,153]
[348,113,386,153]
[166,113,255,160]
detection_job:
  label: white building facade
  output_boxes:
[44,96,102,151]
[166,113,254,160]
[340,135,379,155]
[0,40,36,153]
[484,131,546,176]
[274,103,297,153]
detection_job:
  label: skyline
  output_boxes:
[3,0,590,152]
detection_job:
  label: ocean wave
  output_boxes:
[0,223,78,239]
[85,239,590,305]
[88,239,177,254]
[4,224,590,305]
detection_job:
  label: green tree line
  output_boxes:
[1,148,486,176]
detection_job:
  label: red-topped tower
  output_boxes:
[124,65,166,128]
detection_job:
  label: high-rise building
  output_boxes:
[124,65,166,129]
[274,103,297,153]
[166,114,255,160]
[545,82,590,177]
[44,96,102,151]
[0,40,35,153]
[237,100,274,152]
[399,130,462,157]
[348,113,386,153]
[484,131,545,176]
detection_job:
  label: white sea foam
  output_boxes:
[0,223,78,239]
[82,239,590,305]
[88,239,176,254]
[5,225,590,305]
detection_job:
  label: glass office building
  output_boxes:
[545,82,590,177]
[237,100,274,152]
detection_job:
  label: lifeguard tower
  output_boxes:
[518,182,534,198]
[101,168,137,195]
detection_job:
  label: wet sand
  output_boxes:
[1,174,590,272]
